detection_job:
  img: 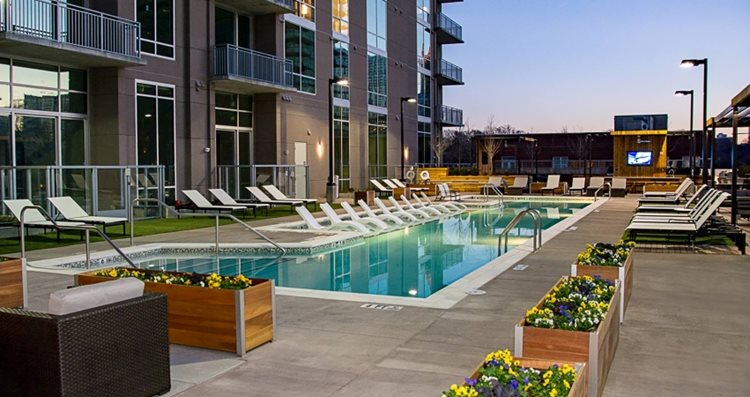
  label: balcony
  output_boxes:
[216,0,294,15]
[436,59,463,85]
[439,105,463,127]
[435,13,463,44]
[0,0,143,67]
[212,44,294,94]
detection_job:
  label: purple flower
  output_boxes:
[465,377,477,386]
[523,377,529,385]
[504,364,510,370]
[510,379,519,390]
[552,364,558,369]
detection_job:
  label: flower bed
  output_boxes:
[515,276,620,397]
[571,241,636,323]
[76,267,274,355]
[442,350,586,397]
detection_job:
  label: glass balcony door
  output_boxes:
[216,128,253,199]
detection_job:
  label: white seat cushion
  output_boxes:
[48,277,145,315]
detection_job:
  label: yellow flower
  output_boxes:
[564,380,571,389]
[108,269,117,277]
[550,389,558,397]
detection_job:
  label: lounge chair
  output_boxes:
[374,198,419,222]
[262,184,317,209]
[637,185,708,213]
[638,182,694,205]
[321,203,386,231]
[631,189,721,222]
[586,177,605,196]
[390,178,428,192]
[568,177,585,196]
[381,179,399,190]
[545,207,560,219]
[182,190,247,216]
[643,178,692,197]
[3,199,86,241]
[47,196,128,235]
[356,200,405,225]
[388,196,431,219]
[437,183,463,201]
[412,194,457,213]
[610,178,627,197]
[418,193,466,211]
[208,188,270,217]
[340,201,392,229]
[400,195,443,216]
[246,186,304,213]
[295,206,369,233]
[506,176,528,195]
[370,179,393,196]
[541,175,560,195]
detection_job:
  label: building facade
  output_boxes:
[0,0,464,203]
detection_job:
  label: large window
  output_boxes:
[552,156,569,170]
[136,81,175,199]
[367,0,386,50]
[215,6,252,48]
[137,0,174,58]
[367,52,387,107]
[368,111,387,178]
[417,73,430,118]
[417,0,430,24]
[332,0,349,35]
[285,23,316,94]
[334,106,350,191]
[418,122,431,164]
[417,25,431,70]
[294,0,315,22]
[215,92,253,129]
[333,40,349,100]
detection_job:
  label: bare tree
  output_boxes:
[478,138,503,175]
[431,134,454,167]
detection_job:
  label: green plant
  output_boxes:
[577,241,635,267]
[94,267,253,290]
[525,276,615,331]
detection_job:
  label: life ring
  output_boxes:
[405,170,416,182]
[420,170,430,182]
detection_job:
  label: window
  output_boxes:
[294,0,315,22]
[285,23,316,93]
[368,111,387,178]
[418,122,431,164]
[367,52,387,107]
[215,7,252,48]
[552,156,569,170]
[332,0,349,35]
[215,92,253,128]
[416,0,430,24]
[333,40,349,100]
[417,25,431,70]
[367,0,386,50]
[137,0,174,58]
[417,73,430,118]
[501,156,516,170]
[333,106,350,191]
[136,81,175,200]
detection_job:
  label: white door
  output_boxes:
[294,142,308,198]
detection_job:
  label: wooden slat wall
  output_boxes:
[613,135,667,177]
[0,259,23,308]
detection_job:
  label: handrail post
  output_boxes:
[215,215,220,253]
[129,197,135,246]
[85,229,91,269]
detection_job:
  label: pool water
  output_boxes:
[133,201,589,298]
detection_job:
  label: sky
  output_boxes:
[444,0,750,133]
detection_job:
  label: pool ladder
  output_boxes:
[480,184,504,203]
[594,183,612,201]
[497,208,542,256]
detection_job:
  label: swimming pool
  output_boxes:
[128,201,590,298]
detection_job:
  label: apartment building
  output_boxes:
[0,0,464,203]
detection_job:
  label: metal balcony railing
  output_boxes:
[0,0,141,58]
[213,44,293,88]
[437,13,462,42]
[438,59,463,84]
[440,105,463,126]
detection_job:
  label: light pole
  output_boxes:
[680,58,708,184]
[400,97,416,180]
[675,90,694,178]
[327,77,349,203]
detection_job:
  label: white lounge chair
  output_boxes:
[340,201,392,230]
[420,192,467,211]
[631,189,721,222]
[413,194,457,213]
[437,183,463,201]
[585,177,605,196]
[3,199,86,241]
[568,177,586,196]
[545,207,560,220]
[541,175,560,195]
[262,185,317,209]
[506,176,528,195]
[208,188,270,217]
[48,196,128,234]
[390,178,428,192]
[246,186,303,212]
[610,178,627,197]
[356,200,405,225]
[381,179,399,190]
[643,178,692,197]
[374,198,419,222]
[388,196,431,219]
[321,203,385,231]
[182,190,247,216]
[370,179,393,196]
[295,206,369,233]
[637,185,708,213]
[400,195,442,216]
[639,180,693,204]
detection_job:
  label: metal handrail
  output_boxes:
[480,183,504,203]
[129,198,286,257]
[19,205,137,269]
[594,183,612,201]
[497,208,542,256]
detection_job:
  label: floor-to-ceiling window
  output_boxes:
[367,52,387,107]
[294,0,315,22]
[417,25,431,71]
[416,0,430,24]
[215,6,252,48]
[333,40,349,100]
[136,81,175,202]
[367,0,386,50]
[332,0,348,35]
[215,92,253,195]
[137,0,175,58]
[418,121,431,164]
[333,105,349,191]
[368,111,387,178]
[285,23,316,94]
[417,73,431,118]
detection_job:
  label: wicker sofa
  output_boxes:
[0,293,171,397]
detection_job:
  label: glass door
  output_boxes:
[216,129,253,198]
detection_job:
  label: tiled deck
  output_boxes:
[23,197,750,396]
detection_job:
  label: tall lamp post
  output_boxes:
[675,90,695,178]
[400,97,417,180]
[680,58,708,184]
[327,77,349,203]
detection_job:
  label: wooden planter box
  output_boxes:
[571,248,635,324]
[76,269,274,356]
[466,357,587,397]
[515,278,621,397]
[0,258,24,308]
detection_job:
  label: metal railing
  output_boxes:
[216,164,310,201]
[213,44,293,88]
[498,208,542,256]
[498,160,613,175]
[19,205,137,269]
[438,59,463,84]
[0,0,141,58]
[440,105,463,126]
[480,184,504,203]
[594,182,612,201]
[437,12,462,42]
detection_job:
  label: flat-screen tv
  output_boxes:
[627,151,653,166]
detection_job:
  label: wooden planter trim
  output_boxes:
[76,269,274,356]
[571,248,635,323]
[0,258,24,308]
[466,357,587,397]
[515,277,621,397]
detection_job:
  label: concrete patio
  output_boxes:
[23,197,750,396]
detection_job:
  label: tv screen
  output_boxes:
[627,151,653,166]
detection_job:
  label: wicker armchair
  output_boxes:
[0,293,171,397]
